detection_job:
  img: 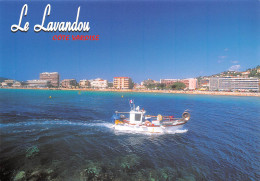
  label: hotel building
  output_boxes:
[79,80,90,88]
[27,80,51,88]
[90,78,108,89]
[3,79,15,87]
[209,77,259,92]
[113,77,133,89]
[160,78,197,90]
[40,72,60,87]
[12,81,22,87]
[160,79,178,86]
[61,79,77,88]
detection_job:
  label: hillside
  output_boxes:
[0,77,8,82]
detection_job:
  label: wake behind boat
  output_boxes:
[113,100,190,133]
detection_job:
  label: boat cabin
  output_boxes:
[129,110,145,124]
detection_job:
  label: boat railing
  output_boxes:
[115,111,130,114]
[146,116,182,121]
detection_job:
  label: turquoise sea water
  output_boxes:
[0,89,259,180]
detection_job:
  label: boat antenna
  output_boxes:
[129,99,135,110]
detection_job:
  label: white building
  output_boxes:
[1,82,8,87]
[209,77,259,92]
[12,81,22,87]
[89,78,108,89]
[3,79,15,87]
[27,80,51,88]
[187,78,198,90]
[79,80,90,88]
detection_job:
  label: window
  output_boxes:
[135,114,141,121]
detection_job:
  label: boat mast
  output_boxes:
[129,99,135,111]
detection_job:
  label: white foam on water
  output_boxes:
[0,120,114,129]
[0,120,187,135]
[167,129,188,134]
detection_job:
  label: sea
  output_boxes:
[0,89,259,181]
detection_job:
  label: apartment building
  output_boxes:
[40,72,60,87]
[209,77,259,92]
[160,78,197,90]
[113,77,133,89]
[90,78,108,89]
[61,79,77,88]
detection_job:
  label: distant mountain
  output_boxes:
[0,77,8,82]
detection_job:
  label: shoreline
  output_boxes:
[1,87,260,97]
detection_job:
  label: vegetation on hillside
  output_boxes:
[247,65,260,78]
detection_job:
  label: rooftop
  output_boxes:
[114,77,130,79]
[41,72,59,74]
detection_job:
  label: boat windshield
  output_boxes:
[135,114,142,121]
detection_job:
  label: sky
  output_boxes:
[0,0,259,83]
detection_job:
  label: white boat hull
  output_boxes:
[114,124,184,133]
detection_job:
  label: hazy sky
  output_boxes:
[0,0,259,82]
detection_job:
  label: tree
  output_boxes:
[168,82,186,90]
[144,83,166,90]
[157,83,166,90]
[145,83,156,89]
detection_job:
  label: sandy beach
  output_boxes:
[3,87,260,97]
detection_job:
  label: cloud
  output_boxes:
[217,55,227,63]
[218,55,227,59]
[224,48,229,51]
[231,60,239,64]
[218,56,227,59]
[229,65,241,71]
[217,56,227,63]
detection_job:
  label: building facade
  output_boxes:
[113,77,133,89]
[12,81,22,87]
[209,77,259,92]
[141,79,158,86]
[27,80,51,88]
[199,78,210,90]
[187,78,198,90]
[4,79,15,87]
[160,78,197,90]
[90,78,108,89]
[160,79,178,86]
[40,72,60,87]
[79,80,90,88]
[241,71,250,78]
[61,79,77,88]
[1,82,7,87]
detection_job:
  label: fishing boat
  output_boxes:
[113,100,190,133]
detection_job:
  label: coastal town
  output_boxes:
[1,66,260,95]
